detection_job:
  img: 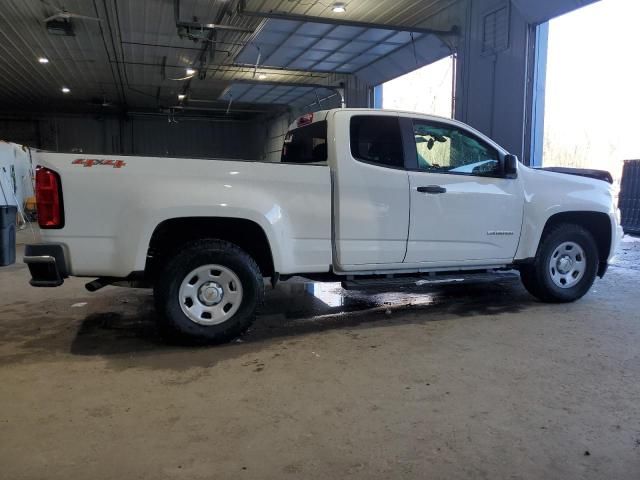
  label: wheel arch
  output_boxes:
[145,217,276,280]
[539,211,612,277]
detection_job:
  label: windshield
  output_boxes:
[281,121,327,164]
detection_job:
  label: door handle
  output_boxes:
[417,185,447,194]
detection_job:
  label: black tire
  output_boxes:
[154,239,264,344]
[520,224,599,303]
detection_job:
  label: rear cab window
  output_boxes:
[281,121,328,164]
[349,115,404,169]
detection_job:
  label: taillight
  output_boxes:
[297,113,314,127]
[35,166,64,229]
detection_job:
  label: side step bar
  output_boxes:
[341,271,519,290]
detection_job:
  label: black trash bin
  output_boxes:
[619,160,640,235]
[0,205,17,266]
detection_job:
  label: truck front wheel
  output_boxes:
[154,239,264,344]
[520,224,599,303]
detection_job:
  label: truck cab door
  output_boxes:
[403,117,524,266]
[332,113,410,268]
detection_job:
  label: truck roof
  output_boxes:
[289,108,464,131]
[287,108,498,152]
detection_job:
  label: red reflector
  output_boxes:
[297,113,314,127]
[35,166,64,229]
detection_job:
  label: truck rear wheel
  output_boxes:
[154,239,264,344]
[520,224,599,303]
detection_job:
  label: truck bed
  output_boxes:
[35,152,332,277]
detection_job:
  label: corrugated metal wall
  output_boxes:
[0,119,39,147]
[0,72,371,163]
[0,114,265,160]
[124,117,265,159]
[619,160,640,235]
[455,0,534,162]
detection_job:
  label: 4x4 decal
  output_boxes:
[72,158,126,168]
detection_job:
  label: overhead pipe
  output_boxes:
[226,95,233,115]
[121,41,232,55]
[234,79,336,90]
[253,46,262,78]
[172,105,273,113]
[177,20,254,33]
[127,111,259,122]
[108,59,329,80]
[174,0,254,33]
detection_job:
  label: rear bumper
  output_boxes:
[23,244,68,287]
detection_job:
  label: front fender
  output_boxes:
[515,167,616,260]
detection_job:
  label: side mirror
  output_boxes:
[504,154,518,178]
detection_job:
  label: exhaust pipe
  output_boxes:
[85,278,114,292]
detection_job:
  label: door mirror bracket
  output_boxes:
[504,154,518,178]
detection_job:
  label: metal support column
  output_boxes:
[529,22,549,167]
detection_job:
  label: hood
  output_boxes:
[534,166,613,184]
[521,165,615,208]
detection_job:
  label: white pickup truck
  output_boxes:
[24,108,623,343]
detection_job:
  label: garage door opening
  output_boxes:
[377,55,455,118]
[542,0,640,184]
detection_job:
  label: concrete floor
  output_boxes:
[1,232,639,480]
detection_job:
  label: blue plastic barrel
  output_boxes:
[0,205,17,266]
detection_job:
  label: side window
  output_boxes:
[350,116,404,168]
[413,121,500,176]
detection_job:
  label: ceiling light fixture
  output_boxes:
[38,57,49,64]
[186,68,196,76]
[178,93,186,100]
[61,87,70,93]
[332,2,346,13]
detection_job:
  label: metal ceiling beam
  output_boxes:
[109,60,331,82]
[128,111,256,122]
[238,6,459,37]
[232,79,336,90]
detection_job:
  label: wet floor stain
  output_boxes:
[0,269,537,369]
[11,238,640,368]
[55,275,531,360]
